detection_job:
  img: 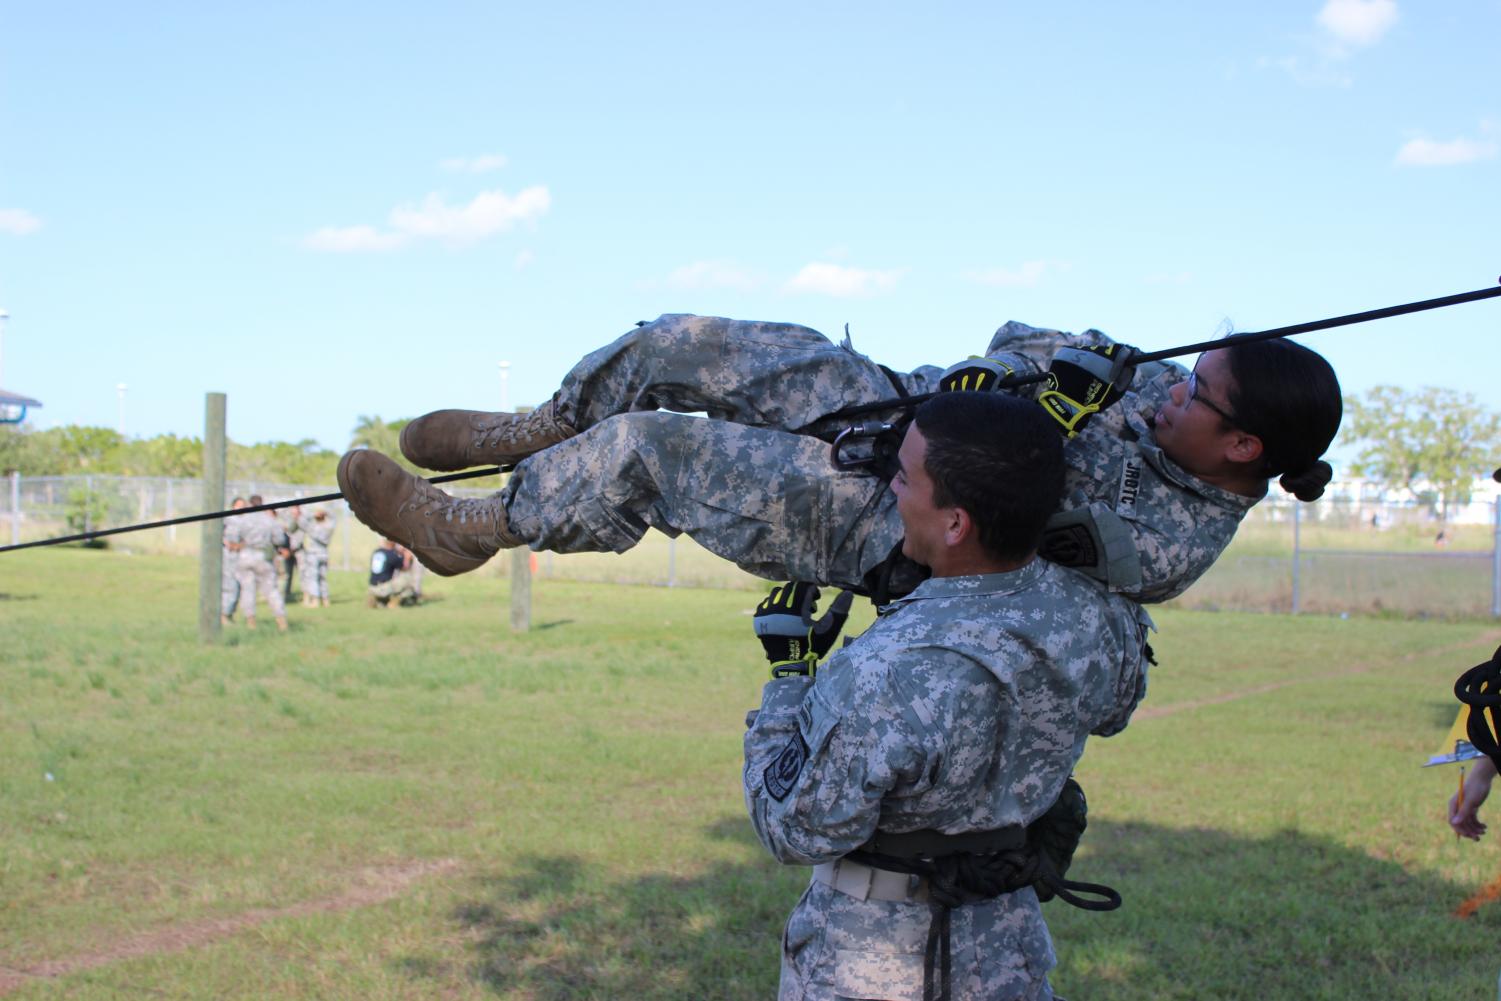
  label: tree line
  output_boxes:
[0,414,415,484]
[2,390,1497,518]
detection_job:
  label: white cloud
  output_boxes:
[1317,0,1398,48]
[514,249,535,270]
[303,185,551,253]
[1395,132,1499,167]
[666,260,763,292]
[302,225,406,252]
[0,208,42,235]
[440,153,510,174]
[961,260,1052,288]
[784,262,905,298]
[389,186,550,243]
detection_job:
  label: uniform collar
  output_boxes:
[1124,407,1264,512]
[886,559,1047,607]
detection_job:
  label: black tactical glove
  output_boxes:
[1037,343,1136,438]
[753,582,855,678]
[938,356,1014,393]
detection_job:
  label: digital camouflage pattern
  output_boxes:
[501,314,1259,602]
[220,540,240,617]
[298,512,336,600]
[503,411,902,587]
[224,512,288,618]
[743,562,1152,1001]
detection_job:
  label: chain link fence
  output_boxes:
[6,474,1499,617]
[2,472,760,589]
[1166,494,1501,619]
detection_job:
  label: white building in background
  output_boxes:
[1323,475,1500,525]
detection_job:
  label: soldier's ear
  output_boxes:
[944,506,973,549]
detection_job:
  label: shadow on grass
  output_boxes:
[407,819,1497,1001]
[0,592,40,601]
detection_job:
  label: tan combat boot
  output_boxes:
[398,395,577,471]
[337,449,524,576]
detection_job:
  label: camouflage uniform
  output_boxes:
[298,513,335,600]
[224,511,288,618]
[502,315,1260,602]
[220,537,241,617]
[743,562,1152,1000]
[276,513,300,602]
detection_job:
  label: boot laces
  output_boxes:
[474,409,550,450]
[412,488,496,527]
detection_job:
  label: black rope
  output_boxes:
[0,464,507,554]
[825,279,1501,422]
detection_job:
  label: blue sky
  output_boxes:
[1,1,1497,457]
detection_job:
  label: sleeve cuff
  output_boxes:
[760,675,813,715]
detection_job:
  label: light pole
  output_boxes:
[498,360,511,412]
[117,383,127,436]
[0,309,8,388]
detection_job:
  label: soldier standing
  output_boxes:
[224,494,290,631]
[219,496,248,625]
[743,394,1151,1001]
[276,505,302,605]
[297,507,335,607]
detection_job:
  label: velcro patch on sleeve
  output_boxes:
[763,732,810,802]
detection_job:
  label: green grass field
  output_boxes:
[3,549,1501,999]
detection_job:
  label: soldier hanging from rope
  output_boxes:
[334,311,1344,609]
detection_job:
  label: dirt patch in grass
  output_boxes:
[0,857,460,995]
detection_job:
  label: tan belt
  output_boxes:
[813,858,930,904]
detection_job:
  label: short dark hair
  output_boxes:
[913,392,1065,561]
[248,494,264,506]
[1223,339,1342,501]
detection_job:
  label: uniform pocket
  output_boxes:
[832,948,926,1000]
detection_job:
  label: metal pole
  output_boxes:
[9,470,18,546]
[1492,498,1499,619]
[1291,502,1302,615]
[667,535,677,588]
[199,393,227,643]
[166,480,175,543]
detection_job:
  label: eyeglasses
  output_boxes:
[1186,371,1238,426]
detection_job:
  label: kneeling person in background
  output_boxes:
[368,538,417,608]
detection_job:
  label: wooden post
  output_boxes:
[510,547,532,632]
[199,393,227,643]
[506,408,533,633]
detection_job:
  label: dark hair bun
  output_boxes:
[1280,460,1332,502]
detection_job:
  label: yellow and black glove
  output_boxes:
[1037,344,1136,438]
[938,356,1014,393]
[753,582,854,678]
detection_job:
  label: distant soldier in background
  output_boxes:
[277,505,302,605]
[219,496,249,626]
[298,507,335,607]
[225,494,290,631]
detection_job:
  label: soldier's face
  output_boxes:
[891,425,948,569]
[1154,350,1244,475]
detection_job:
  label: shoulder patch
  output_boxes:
[763,733,810,802]
[1116,458,1143,518]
